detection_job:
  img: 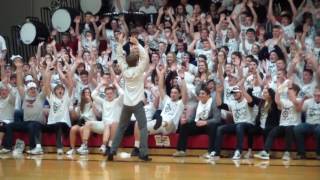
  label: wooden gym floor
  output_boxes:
[0,149,319,180]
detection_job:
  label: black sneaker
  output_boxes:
[153,118,162,130]
[131,147,140,156]
[104,146,110,156]
[295,154,306,160]
[138,155,152,162]
[107,152,115,161]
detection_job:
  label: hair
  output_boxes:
[80,70,89,76]
[246,28,256,34]
[255,88,276,126]
[104,86,114,93]
[126,53,139,67]
[80,88,92,113]
[199,83,211,95]
[303,68,313,76]
[291,83,301,95]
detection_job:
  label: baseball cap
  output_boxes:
[10,55,23,61]
[26,82,37,90]
[230,86,241,93]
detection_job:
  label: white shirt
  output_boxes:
[161,95,184,130]
[139,6,157,14]
[92,88,123,123]
[227,98,254,124]
[303,99,320,125]
[195,98,212,122]
[76,103,97,122]
[0,87,15,123]
[47,92,72,127]
[0,35,7,59]
[279,99,301,126]
[117,43,149,106]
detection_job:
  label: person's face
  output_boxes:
[200,30,208,39]
[203,41,210,49]
[272,28,280,38]
[262,88,271,100]
[303,71,313,84]
[167,53,175,64]
[177,42,184,51]
[198,61,206,72]
[249,61,257,72]
[151,54,160,64]
[231,55,241,66]
[177,5,184,14]
[227,29,234,38]
[28,87,37,97]
[0,88,9,99]
[281,16,290,26]
[276,71,286,82]
[276,60,286,70]
[54,86,65,98]
[80,74,89,85]
[225,64,233,75]
[147,24,155,34]
[315,36,320,47]
[314,89,320,103]
[245,16,253,25]
[159,43,166,53]
[246,31,255,41]
[207,81,215,91]
[194,4,201,14]
[111,20,118,29]
[85,14,92,23]
[251,44,259,54]
[232,91,242,101]
[85,32,93,40]
[83,52,91,61]
[10,77,17,86]
[83,89,91,100]
[105,89,114,101]
[269,52,278,62]
[198,90,210,103]
[170,88,180,101]
[62,35,70,43]
[183,55,190,63]
[46,44,53,53]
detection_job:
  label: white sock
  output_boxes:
[108,141,112,147]
[36,144,42,149]
[101,144,106,149]
[134,141,140,148]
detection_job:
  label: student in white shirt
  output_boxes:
[0,35,7,59]
[212,85,255,160]
[294,86,320,160]
[139,0,157,14]
[43,60,73,155]
[173,84,221,157]
[108,34,151,161]
[254,83,301,161]
[77,79,123,155]
[66,88,99,155]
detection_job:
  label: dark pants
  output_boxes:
[111,101,149,156]
[177,121,222,152]
[3,121,42,149]
[294,123,320,156]
[42,122,70,149]
[14,110,24,123]
[247,126,273,149]
[214,122,255,155]
[0,122,8,132]
[264,126,295,152]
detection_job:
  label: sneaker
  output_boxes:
[131,147,140,156]
[27,147,44,155]
[77,146,89,155]
[172,151,186,157]
[202,151,217,159]
[254,151,270,160]
[295,154,306,160]
[66,149,75,155]
[107,152,115,161]
[57,148,64,155]
[282,151,291,161]
[232,150,241,160]
[13,139,25,154]
[0,148,11,154]
[99,145,106,154]
[104,147,110,156]
[138,155,152,161]
[244,150,253,159]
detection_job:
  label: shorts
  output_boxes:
[90,121,112,134]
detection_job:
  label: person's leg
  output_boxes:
[206,122,221,153]
[69,125,81,149]
[0,122,7,146]
[284,126,295,152]
[27,121,43,149]
[3,122,26,150]
[313,125,320,157]
[247,126,260,150]
[214,124,237,156]
[109,122,118,148]
[110,105,133,154]
[133,121,140,148]
[102,124,111,145]
[294,123,312,156]
[133,102,149,157]
[235,123,254,153]
[264,126,285,152]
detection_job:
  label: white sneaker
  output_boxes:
[202,151,218,159]
[254,150,270,160]
[13,139,25,154]
[0,148,11,154]
[99,145,106,154]
[172,151,186,157]
[244,150,253,159]
[66,149,75,155]
[27,147,44,155]
[232,150,241,160]
[77,146,89,155]
[57,148,64,155]
[282,151,291,161]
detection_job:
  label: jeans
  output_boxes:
[177,121,222,152]
[264,126,295,152]
[214,122,255,155]
[247,126,273,149]
[3,121,42,149]
[42,122,70,149]
[111,101,149,156]
[294,123,320,156]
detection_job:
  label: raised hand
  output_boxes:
[74,16,81,24]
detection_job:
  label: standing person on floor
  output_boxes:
[108,33,151,161]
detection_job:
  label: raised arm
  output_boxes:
[247,0,258,26]
[288,0,297,19]
[43,63,53,98]
[178,69,188,105]
[156,65,166,100]
[115,32,127,71]
[14,59,25,97]
[267,0,277,24]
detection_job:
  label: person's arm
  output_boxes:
[241,85,253,103]
[131,37,149,74]
[187,34,199,55]
[90,16,100,41]
[91,83,105,104]
[267,0,277,24]
[288,89,301,112]
[288,0,297,19]
[36,42,44,60]
[156,7,164,27]
[275,86,282,110]
[178,69,188,105]
[119,15,129,35]
[43,63,53,98]
[0,57,5,81]
[14,59,25,97]
[156,65,166,100]
[227,16,239,39]
[74,16,81,37]
[247,0,258,26]
[115,33,126,71]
